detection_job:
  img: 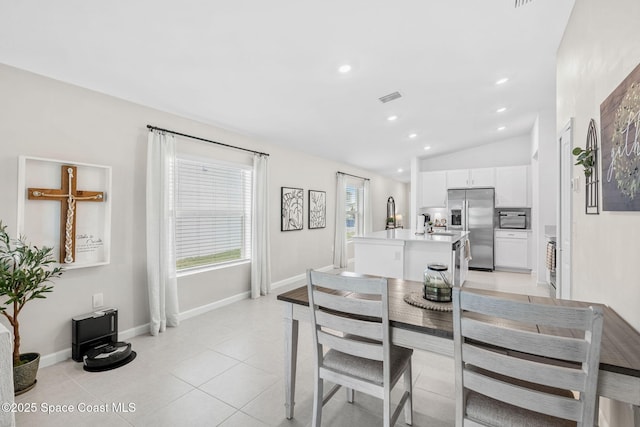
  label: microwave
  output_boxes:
[499,211,526,229]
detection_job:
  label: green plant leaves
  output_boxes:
[0,221,63,364]
[572,147,595,176]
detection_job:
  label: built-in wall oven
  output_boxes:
[498,211,526,229]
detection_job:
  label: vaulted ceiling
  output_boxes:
[0,0,575,182]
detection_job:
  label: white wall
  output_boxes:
[419,135,531,171]
[532,108,558,280]
[0,64,408,361]
[557,1,640,425]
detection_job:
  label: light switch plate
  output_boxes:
[92,293,104,309]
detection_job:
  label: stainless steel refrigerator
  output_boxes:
[447,188,494,271]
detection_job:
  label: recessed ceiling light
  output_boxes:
[496,107,507,113]
[497,126,506,131]
[424,146,431,150]
[338,64,352,74]
[495,77,509,85]
[387,115,398,121]
[408,133,418,139]
[397,168,403,173]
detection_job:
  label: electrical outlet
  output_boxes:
[92,293,104,309]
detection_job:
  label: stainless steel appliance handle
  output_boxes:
[463,200,468,230]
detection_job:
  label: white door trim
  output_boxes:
[558,119,573,300]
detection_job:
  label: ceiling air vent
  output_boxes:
[378,91,402,104]
[514,0,533,7]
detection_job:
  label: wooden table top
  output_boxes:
[277,276,640,379]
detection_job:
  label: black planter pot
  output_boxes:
[13,352,39,395]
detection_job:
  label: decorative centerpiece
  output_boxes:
[0,221,63,394]
[423,263,451,302]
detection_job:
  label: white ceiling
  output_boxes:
[0,0,574,182]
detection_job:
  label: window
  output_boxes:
[345,181,364,240]
[174,156,252,271]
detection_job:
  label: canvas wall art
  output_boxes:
[600,62,640,211]
[308,190,326,229]
[281,187,303,231]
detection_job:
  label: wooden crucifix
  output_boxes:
[27,165,104,264]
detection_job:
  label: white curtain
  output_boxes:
[363,179,372,234]
[251,154,271,298]
[333,173,348,268]
[146,130,180,335]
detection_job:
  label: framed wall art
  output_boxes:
[308,190,326,229]
[281,187,303,231]
[600,62,640,211]
[17,156,112,269]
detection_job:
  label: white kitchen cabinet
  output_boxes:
[446,168,495,188]
[470,168,495,187]
[495,229,529,270]
[446,169,470,189]
[495,165,530,207]
[420,171,447,207]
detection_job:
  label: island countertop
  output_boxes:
[353,228,470,244]
[352,228,470,283]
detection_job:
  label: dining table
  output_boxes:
[277,273,640,425]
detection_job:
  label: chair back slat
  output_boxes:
[452,287,604,427]
[461,317,588,363]
[462,343,587,392]
[315,310,383,341]
[317,330,384,361]
[309,270,385,294]
[463,370,582,422]
[313,289,382,318]
[460,290,596,330]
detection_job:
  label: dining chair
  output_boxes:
[306,269,413,427]
[452,287,604,427]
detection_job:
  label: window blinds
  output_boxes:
[175,157,252,270]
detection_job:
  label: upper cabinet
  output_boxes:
[470,168,495,187]
[446,169,470,189]
[495,165,530,207]
[416,165,530,209]
[419,171,447,208]
[446,168,495,188]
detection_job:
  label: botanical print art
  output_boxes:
[308,190,326,229]
[281,187,303,231]
[600,62,640,211]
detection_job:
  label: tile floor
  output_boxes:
[14,270,549,426]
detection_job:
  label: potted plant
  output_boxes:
[572,146,595,177]
[0,221,63,394]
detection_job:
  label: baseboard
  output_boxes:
[494,267,532,274]
[39,348,72,368]
[178,291,251,322]
[270,264,334,290]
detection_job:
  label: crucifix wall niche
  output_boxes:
[27,165,105,264]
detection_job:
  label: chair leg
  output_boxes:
[312,377,323,427]
[404,362,413,425]
[346,387,354,403]
[383,386,392,427]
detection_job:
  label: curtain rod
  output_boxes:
[337,171,370,181]
[147,125,269,157]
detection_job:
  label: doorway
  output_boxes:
[558,119,573,299]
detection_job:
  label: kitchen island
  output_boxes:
[352,229,470,285]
